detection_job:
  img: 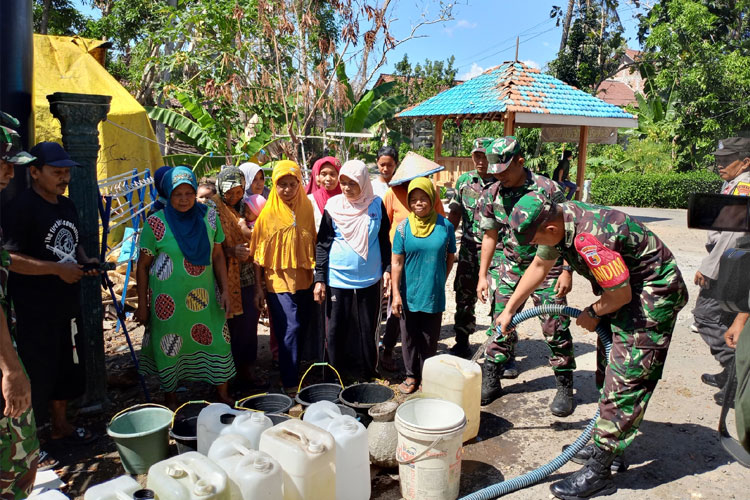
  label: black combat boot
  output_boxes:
[449,333,473,359]
[550,372,574,417]
[501,357,519,379]
[481,361,504,405]
[564,443,627,472]
[550,445,617,499]
[702,357,734,388]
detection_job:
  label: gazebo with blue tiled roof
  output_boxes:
[395,61,638,194]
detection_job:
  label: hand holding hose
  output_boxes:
[495,309,514,336]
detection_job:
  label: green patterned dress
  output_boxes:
[138,208,236,391]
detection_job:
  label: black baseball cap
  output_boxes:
[29,141,81,168]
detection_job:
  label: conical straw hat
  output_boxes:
[388,151,444,186]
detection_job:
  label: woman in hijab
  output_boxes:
[213,166,267,390]
[239,162,270,199]
[314,160,391,379]
[390,177,457,394]
[306,156,342,229]
[135,166,235,407]
[249,161,316,395]
[149,165,172,215]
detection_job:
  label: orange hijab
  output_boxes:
[249,160,316,274]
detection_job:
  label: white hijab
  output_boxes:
[239,162,262,197]
[326,160,377,259]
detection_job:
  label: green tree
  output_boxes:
[638,0,750,170]
[33,0,89,35]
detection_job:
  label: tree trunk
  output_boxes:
[40,0,52,34]
[559,0,576,53]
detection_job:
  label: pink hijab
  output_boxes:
[306,156,342,213]
[326,160,377,259]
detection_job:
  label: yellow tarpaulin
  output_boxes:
[33,34,163,183]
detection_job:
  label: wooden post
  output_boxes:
[503,111,516,136]
[434,116,444,160]
[576,125,588,201]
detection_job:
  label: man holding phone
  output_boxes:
[2,141,100,468]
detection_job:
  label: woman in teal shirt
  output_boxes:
[391,177,456,394]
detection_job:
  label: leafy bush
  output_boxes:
[590,169,722,208]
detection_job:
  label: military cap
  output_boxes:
[486,136,520,174]
[0,111,35,165]
[510,191,558,245]
[471,137,494,154]
[712,137,750,157]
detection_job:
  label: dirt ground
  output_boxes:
[47,206,749,499]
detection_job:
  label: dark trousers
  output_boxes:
[14,312,86,424]
[266,287,313,389]
[399,310,442,380]
[381,295,401,350]
[326,281,382,379]
[693,287,736,365]
[227,285,261,367]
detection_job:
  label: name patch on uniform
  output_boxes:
[574,233,629,289]
[733,182,750,197]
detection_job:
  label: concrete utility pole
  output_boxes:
[48,92,112,410]
[0,0,34,202]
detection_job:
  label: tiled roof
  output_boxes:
[397,61,635,121]
[596,80,637,107]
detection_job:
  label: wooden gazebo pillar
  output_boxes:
[576,125,589,201]
[504,111,516,136]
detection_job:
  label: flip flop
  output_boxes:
[398,379,418,395]
[52,426,97,446]
[37,449,60,472]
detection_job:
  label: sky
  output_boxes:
[72,0,646,82]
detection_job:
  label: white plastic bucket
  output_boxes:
[394,398,466,500]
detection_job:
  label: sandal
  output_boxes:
[52,426,97,446]
[398,378,418,395]
[37,449,60,472]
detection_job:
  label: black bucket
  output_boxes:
[339,383,395,427]
[295,383,342,407]
[237,393,294,414]
[169,415,198,455]
[267,413,292,426]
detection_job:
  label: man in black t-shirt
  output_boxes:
[2,141,99,452]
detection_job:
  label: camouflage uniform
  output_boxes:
[0,113,40,499]
[479,169,574,373]
[450,167,496,339]
[512,196,688,453]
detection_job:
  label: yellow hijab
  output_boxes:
[407,177,439,238]
[249,160,316,272]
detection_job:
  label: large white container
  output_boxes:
[301,400,342,430]
[327,416,370,500]
[208,434,283,500]
[220,411,273,450]
[197,403,244,455]
[84,475,141,500]
[146,451,230,500]
[421,354,481,442]
[259,419,336,500]
[395,398,466,500]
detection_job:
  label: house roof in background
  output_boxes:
[396,61,637,128]
[596,79,637,107]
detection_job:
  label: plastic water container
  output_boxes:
[84,475,141,499]
[197,403,243,455]
[327,416,370,500]
[146,451,230,500]
[221,411,273,450]
[301,400,342,430]
[259,419,336,500]
[208,434,283,500]
[421,354,481,442]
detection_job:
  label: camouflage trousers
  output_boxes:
[593,316,676,454]
[485,272,575,373]
[453,241,481,340]
[0,408,39,499]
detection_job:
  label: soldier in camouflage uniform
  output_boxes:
[0,112,40,499]
[447,137,496,358]
[475,137,576,416]
[501,192,688,500]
